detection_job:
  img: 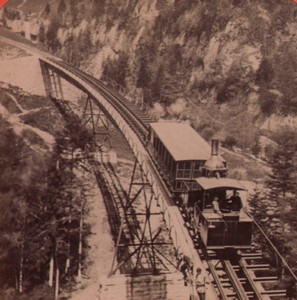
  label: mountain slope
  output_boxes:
[2,0,297,146]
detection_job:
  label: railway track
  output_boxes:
[1,30,293,300]
[43,58,289,299]
[76,70,287,299]
[183,211,287,300]
[48,59,152,143]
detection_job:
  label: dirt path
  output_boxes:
[65,171,114,300]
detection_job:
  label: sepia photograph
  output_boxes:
[0,0,296,299]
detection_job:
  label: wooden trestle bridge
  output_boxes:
[1,34,295,300]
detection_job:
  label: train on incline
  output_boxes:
[149,122,253,250]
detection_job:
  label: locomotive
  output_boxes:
[149,122,253,250]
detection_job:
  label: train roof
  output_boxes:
[195,177,246,191]
[150,122,211,161]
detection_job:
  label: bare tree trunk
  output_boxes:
[280,192,286,279]
[49,256,54,287]
[69,48,73,63]
[65,257,70,275]
[18,216,27,293]
[78,213,83,281]
[19,241,24,293]
[15,266,18,291]
[55,267,59,300]
[65,149,74,275]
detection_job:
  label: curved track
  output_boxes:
[48,59,151,143]
[0,31,288,298]
[40,57,290,300]
[44,57,290,300]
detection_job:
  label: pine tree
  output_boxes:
[116,52,129,88]
[39,23,46,44]
[78,29,93,56]
[46,18,61,52]
[136,55,151,89]
[251,134,261,157]
[0,117,49,289]
[151,65,164,101]
[45,2,51,17]
[92,0,106,18]
[69,2,79,27]
[266,129,297,198]
[265,128,297,268]
[58,0,66,15]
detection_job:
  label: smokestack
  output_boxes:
[203,136,227,176]
[211,139,219,156]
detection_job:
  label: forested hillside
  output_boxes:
[1,0,297,297]
[2,0,297,150]
[0,86,93,299]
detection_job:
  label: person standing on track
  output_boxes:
[195,267,206,300]
[179,254,192,286]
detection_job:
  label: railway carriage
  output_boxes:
[149,122,253,250]
[150,122,226,192]
[193,177,253,249]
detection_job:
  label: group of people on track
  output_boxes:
[179,254,207,300]
[179,252,296,300]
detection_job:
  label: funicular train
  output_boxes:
[149,122,253,250]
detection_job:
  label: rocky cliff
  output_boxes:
[2,0,297,148]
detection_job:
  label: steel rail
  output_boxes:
[240,259,270,300]
[208,261,229,300]
[39,57,218,298]
[42,58,277,300]
[48,59,150,141]
[246,211,297,282]
[41,60,148,146]
[223,260,249,300]
[40,57,284,300]
[1,31,285,300]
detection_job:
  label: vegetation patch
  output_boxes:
[20,108,64,137]
[0,91,22,114]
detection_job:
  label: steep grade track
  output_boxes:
[42,59,286,300]
[0,32,286,299]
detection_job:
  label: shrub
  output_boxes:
[225,135,237,148]
[201,127,215,142]
[256,59,275,86]
[259,90,276,116]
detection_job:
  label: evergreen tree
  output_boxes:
[58,0,66,15]
[251,134,261,157]
[43,136,90,283]
[151,65,164,101]
[39,23,46,44]
[265,128,297,269]
[136,55,151,89]
[0,117,49,290]
[102,54,129,90]
[69,2,79,26]
[116,52,129,88]
[78,29,93,56]
[46,18,61,52]
[92,0,106,18]
[44,2,51,17]
[256,58,275,86]
[266,128,297,198]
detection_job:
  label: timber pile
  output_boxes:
[99,272,189,300]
